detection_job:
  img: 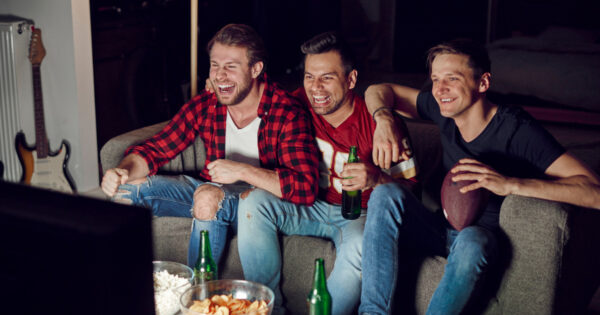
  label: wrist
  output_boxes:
[509,177,522,195]
[372,107,393,122]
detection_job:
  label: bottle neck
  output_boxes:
[200,231,213,259]
[348,146,358,163]
[313,259,327,290]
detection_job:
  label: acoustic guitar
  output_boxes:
[15,27,76,193]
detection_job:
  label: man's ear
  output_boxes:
[478,72,491,93]
[347,69,358,90]
[251,61,264,79]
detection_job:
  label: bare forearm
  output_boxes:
[509,175,600,210]
[116,154,150,182]
[365,84,396,118]
[365,83,420,120]
[239,166,282,198]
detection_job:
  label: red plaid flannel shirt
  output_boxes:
[125,75,320,205]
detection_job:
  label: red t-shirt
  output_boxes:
[292,88,417,209]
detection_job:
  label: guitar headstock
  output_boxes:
[29,27,46,65]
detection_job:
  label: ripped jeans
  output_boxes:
[114,175,246,267]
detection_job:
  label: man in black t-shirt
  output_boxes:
[359,39,600,315]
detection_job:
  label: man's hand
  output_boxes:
[207,159,247,184]
[372,113,401,169]
[101,168,129,197]
[192,184,225,220]
[451,158,517,196]
[340,161,384,191]
[205,78,214,93]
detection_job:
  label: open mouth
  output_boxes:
[218,84,235,94]
[313,95,331,105]
[440,97,455,104]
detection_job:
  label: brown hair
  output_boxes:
[206,24,267,77]
[426,38,490,79]
[300,31,356,75]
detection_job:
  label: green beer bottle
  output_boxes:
[342,145,361,220]
[193,230,217,285]
[308,258,332,315]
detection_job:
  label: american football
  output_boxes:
[441,165,489,231]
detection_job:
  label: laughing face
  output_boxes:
[303,51,356,117]
[430,53,485,119]
[209,43,258,106]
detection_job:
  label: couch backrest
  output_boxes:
[100,121,207,175]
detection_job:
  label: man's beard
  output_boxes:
[311,92,348,116]
[215,77,253,106]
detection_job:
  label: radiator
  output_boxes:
[0,18,33,182]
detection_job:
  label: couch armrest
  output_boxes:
[99,121,206,174]
[496,195,573,314]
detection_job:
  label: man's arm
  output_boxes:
[364,83,421,120]
[101,154,150,197]
[453,154,600,210]
[364,83,421,168]
[341,161,417,193]
[206,159,282,197]
[342,115,419,193]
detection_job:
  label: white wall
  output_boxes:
[0,0,98,191]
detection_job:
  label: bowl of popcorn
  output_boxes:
[179,279,274,315]
[153,261,194,315]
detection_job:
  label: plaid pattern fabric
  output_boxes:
[126,75,320,205]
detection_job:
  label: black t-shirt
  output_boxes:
[417,91,566,229]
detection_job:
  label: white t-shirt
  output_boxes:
[225,111,261,168]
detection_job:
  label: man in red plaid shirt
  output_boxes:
[100,24,319,267]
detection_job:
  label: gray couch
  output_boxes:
[100,119,600,315]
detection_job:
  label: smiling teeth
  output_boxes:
[218,84,234,89]
[314,95,330,104]
[441,98,452,102]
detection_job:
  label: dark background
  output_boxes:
[89,0,599,150]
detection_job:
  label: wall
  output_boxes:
[0,0,98,191]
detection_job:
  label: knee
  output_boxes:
[450,227,498,272]
[370,182,408,202]
[112,184,139,205]
[365,183,409,225]
[237,188,279,224]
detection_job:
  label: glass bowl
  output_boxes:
[153,261,194,315]
[153,261,194,285]
[179,279,274,315]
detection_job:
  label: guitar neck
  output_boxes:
[32,64,49,158]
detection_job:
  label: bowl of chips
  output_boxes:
[179,279,274,315]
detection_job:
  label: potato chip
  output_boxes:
[189,298,211,314]
[211,294,230,306]
[214,306,230,315]
[188,293,269,315]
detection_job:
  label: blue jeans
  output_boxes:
[114,175,242,267]
[359,183,499,315]
[237,189,365,315]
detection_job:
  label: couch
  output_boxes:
[100,119,600,314]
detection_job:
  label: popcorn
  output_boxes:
[154,270,192,315]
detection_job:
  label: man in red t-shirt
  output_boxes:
[237,32,418,315]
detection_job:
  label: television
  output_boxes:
[0,181,155,315]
